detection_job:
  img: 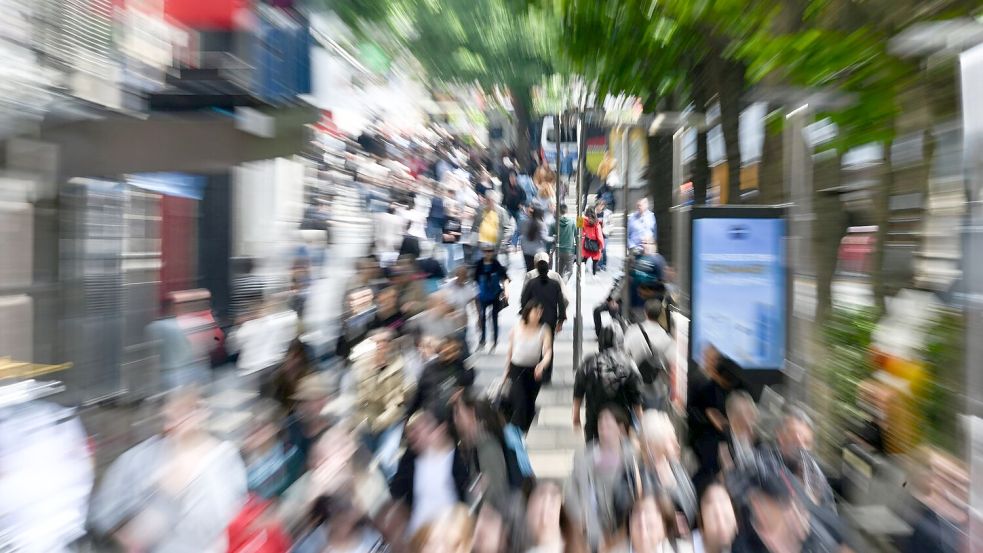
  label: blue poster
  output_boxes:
[691,217,786,369]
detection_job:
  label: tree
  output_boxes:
[329,0,554,159]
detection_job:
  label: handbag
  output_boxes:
[584,237,600,253]
[495,290,509,311]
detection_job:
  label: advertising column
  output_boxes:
[689,207,787,394]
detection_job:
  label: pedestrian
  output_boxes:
[410,505,474,553]
[556,203,577,280]
[428,192,448,244]
[521,207,551,272]
[623,299,676,410]
[566,405,637,550]
[756,406,836,514]
[691,484,738,553]
[581,205,604,277]
[400,220,423,259]
[453,395,513,512]
[572,325,643,443]
[519,252,568,383]
[442,203,465,272]
[688,351,742,496]
[146,295,210,392]
[523,481,587,553]
[638,411,698,529]
[89,388,248,553]
[474,243,510,351]
[406,336,475,417]
[230,257,265,325]
[352,329,412,480]
[606,483,692,553]
[627,197,657,251]
[370,285,407,334]
[242,399,298,500]
[593,199,612,271]
[503,171,527,249]
[473,190,509,258]
[283,374,336,481]
[390,407,472,537]
[503,300,553,433]
[408,290,465,344]
[720,390,760,475]
[335,286,376,361]
[291,495,385,553]
[264,338,314,412]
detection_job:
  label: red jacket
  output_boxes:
[581,218,605,260]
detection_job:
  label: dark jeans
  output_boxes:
[557,251,574,280]
[478,300,500,345]
[524,254,536,272]
[508,363,542,434]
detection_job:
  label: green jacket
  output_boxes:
[557,215,577,252]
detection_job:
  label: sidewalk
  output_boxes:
[471,245,622,479]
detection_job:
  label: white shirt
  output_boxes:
[623,320,675,370]
[408,449,458,535]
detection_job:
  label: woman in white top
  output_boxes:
[504,300,553,433]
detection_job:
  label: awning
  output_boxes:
[42,103,319,178]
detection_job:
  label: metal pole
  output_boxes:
[555,113,562,270]
[574,112,586,367]
[621,127,632,317]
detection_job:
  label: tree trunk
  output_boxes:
[813,153,847,328]
[758,113,785,205]
[718,60,745,204]
[871,144,893,312]
[648,133,674,262]
[693,66,710,205]
[511,85,535,173]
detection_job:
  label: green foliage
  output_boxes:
[821,307,879,440]
[915,310,963,454]
[331,0,553,93]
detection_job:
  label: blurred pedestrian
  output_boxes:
[581,205,604,278]
[623,300,676,411]
[242,399,298,500]
[472,503,510,553]
[230,257,265,325]
[390,408,472,536]
[521,207,551,272]
[638,411,698,529]
[593,199,612,271]
[406,337,475,417]
[292,495,385,553]
[627,197,657,251]
[504,300,553,433]
[556,203,577,280]
[266,338,314,412]
[520,252,568,383]
[473,191,509,259]
[573,325,643,443]
[474,243,511,351]
[90,388,248,553]
[283,374,335,481]
[410,505,474,553]
[524,481,587,553]
[757,406,836,514]
[336,286,377,361]
[566,405,636,550]
[453,396,513,512]
[688,351,742,495]
[691,484,738,553]
[731,472,838,553]
[370,285,407,335]
[353,329,412,480]
[146,295,210,391]
[720,391,759,475]
[503,171,527,249]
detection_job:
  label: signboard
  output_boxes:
[690,207,787,371]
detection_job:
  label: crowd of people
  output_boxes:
[72,130,969,553]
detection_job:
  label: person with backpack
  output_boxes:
[623,299,676,411]
[572,325,644,443]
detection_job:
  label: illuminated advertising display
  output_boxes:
[690,209,786,371]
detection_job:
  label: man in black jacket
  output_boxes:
[405,337,475,417]
[389,406,471,536]
[520,252,568,383]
